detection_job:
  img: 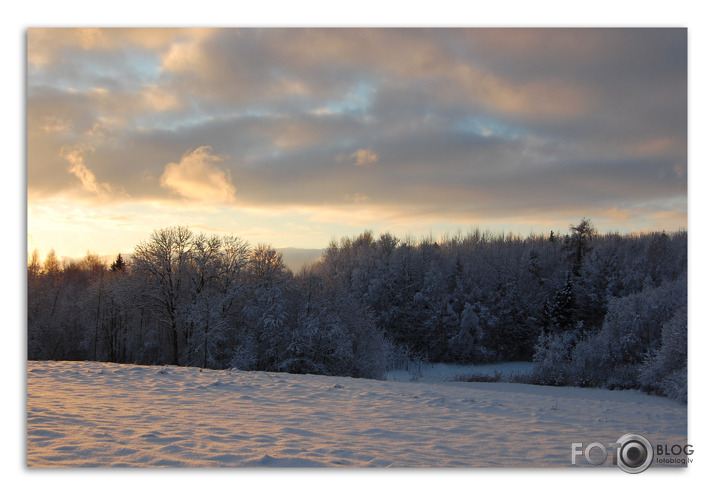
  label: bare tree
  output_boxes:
[131,226,194,365]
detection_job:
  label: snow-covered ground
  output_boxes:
[27,360,687,468]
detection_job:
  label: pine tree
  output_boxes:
[564,218,596,276]
[110,253,126,272]
[544,274,576,334]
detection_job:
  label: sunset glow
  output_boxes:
[27,28,687,261]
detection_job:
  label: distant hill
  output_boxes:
[277,247,323,272]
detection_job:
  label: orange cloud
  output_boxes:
[61,145,113,195]
[140,84,182,112]
[28,28,217,68]
[37,116,72,134]
[604,206,630,227]
[161,40,205,73]
[160,146,236,204]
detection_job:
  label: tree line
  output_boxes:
[27,220,688,402]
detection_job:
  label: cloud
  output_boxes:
[349,148,379,166]
[61,145,114,195]
[346,193,370,203]
[140,84,183,113]
[37,116,72,134]
[28,28,687,249]
[335,147,380,167]
[28,28,215,68]
[161,40,206,74]
[160,146,236,204]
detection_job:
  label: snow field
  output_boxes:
[27,360,687,468]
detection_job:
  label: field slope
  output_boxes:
[27,360,687,468]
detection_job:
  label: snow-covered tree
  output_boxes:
[131,226,194,365]
[26,222,687,400]
[639,306,687,402]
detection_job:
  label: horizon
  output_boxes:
[27,28,687,263]
[29,222,687,274]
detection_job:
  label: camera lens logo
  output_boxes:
[615,434,654,474]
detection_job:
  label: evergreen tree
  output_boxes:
[25,222,688,401]
[543,275,576,334]
[110,253,126,272]
[564,218,595,276]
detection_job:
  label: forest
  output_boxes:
[27,220,688,403]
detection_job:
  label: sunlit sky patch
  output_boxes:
[27,27,687,261]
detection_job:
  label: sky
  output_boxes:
[27,27,688,260]
[10,2,715,492]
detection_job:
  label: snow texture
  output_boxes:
[27,360,686,468]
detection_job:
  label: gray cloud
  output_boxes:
[27,28,687,234]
